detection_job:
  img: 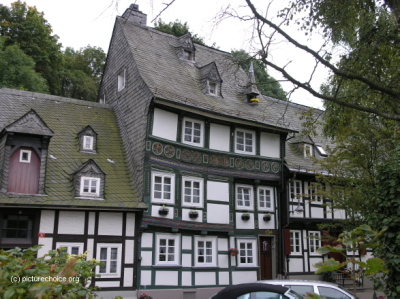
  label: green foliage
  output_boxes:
[231,50,287,100]
[0,245,101,299]
[154,19,206,46]
[60,46,106,101]
[0,1,63,95]
[0,38,48,92]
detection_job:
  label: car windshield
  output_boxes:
[235,290,303,299]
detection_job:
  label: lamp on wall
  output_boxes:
[289,200,304,214]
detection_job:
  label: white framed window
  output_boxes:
[183,50,194,61]
[236,184,254,210]
[290,180,302,202]
[156,234,180,265]
[56,242,84,255]
[290,230,302,255]
[304,143,313,157]
[194,236,217,267]
[83,136,94,150]
[19,150,31,163]
[235,129,255,155]
[308,231,321,255]
[80,177,100,197]
[258,187,274,211]
[182,177,203,208]
[309,182,322,203]
[151,172,175,204]
[117,69,126,91]
[96,243,122,277]
[208,80,218,95]
[237,238,257,267]
[182,118,204,147]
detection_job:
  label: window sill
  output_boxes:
[152,265,182,269]
[75,196,104,201]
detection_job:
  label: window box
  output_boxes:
[188,210,199,219]
[158,205,169,216]
[263,213,272,222]
[241,213,250,221]
[228,248,238,256]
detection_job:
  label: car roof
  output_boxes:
[260,280,340,287]
[211,283,290,299]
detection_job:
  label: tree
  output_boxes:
[60,46,106,101]
[154,19,206,45]
[232,50,287,100]
[0,38,48,92]
[0,1,63,95]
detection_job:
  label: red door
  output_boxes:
[259,236,273,280]
[7,147,40,194]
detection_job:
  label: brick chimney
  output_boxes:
[122,4,147,26]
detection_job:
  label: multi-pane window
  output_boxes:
[97,244,121,277]
[1,215,33,240]
[290,180,302,202]
[195,236,216,266]
[152,172,175,203]
[235,129,255,154]
[236,185,254,210]
[83,136,94,150]
[304,143,313,157]
[208,81,218,95]
[258,187,274,211]
[309,183,322,202]
[290,231,302,254]
[183,118,203,146]
[237,239,257,267]
[308,231,321,254]
[57,243,84,255]
[156,234,179,265]
[80,177,100,197]
[182,177,203,207]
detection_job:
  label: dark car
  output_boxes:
[210,282,304,299]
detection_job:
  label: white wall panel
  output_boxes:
[182,253,192,267]
[232,271,257,284]
[98,212,123,236]
[151,205,174,219]
[40,210,55,233]
[140,251,152,266]
[182,208,203,222]
[126,213,135,237]
[219,272,230,285]
[207,181,229,202]
[123,268,134,287]
[125,240,134,264]
[207,203,229,224]
[37,237,52,257]
[182,271,192,286]
[141,233,153,248]
[258,214,276,229]
[260,132,280,158]
[289,259,304,272]
[152,108,178,141]
[218,254,229,268]
[182,236,192,250]
[155,271,178,286]
[140,270,152,286]
[218,238,228,251]
[95,281,120,287]
[311,207,324,218]
[235,213,255,229]
[195,272,216,286]
[88,212,95,235]
[86,239,94,260]
[209,123,230,152]
[58,211,85,235]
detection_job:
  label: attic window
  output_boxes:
[183,50,194,61]
[19,150,32,163]
[304,144,313,157]
[80,177,100,197]
[79,126,97,154]
[118,69,126,91]
[83,136,94,150]
[316,145,328,157]
[208,81,218,95]
[75,160,105,199]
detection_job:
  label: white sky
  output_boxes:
[2,0,326,109]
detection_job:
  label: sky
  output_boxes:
[1,0,326,109]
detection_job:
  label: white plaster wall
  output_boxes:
[140,270,152,286]
[236,213,255,229]
[309,257,323,271]
[260,132,280,158]
[151,205,174,219]
[182,208,203,222]
[207,203,229,224]
[219,271,230,285]
[334,209,346,219]
[123,268,134,287]
[88,212,95,235]
[311,206,324,218]
[58,211,85,235]
[140,251,152,266]
[207,181,229,202]
[95,281,120,287]
[218,238,228,251]
[152,108,178,141]
[182,271,192,286]
[40,210,55,233]
[141,233,153,248]
[98,212,123,236]
[258,214,275,229]
[195,272,216,286]
[289,259,304,272]
[209,123,230,152]
[218,254,229,268]
[125,240,134,264]
[182,236,192,250]
[155,271,178,286]
[232,271,257,284]
[126,213,135,237]
[86,239,94,260]
[182,253,192,267]
[37,237,52,257]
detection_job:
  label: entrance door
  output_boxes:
[259,236,273,280]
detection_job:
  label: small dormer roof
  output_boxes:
[198,62,222,83]
[3,109,54,137]
[178,32,196,52]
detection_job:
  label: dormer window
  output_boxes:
[199,62,222,97]
[75,160,105,200]
[83,136,94,151]
[80,177,100,197]
[183,50,194,61]
[208,81,218,95]
[304,143,313,157]
[78,126,97,154]
[20,150,32,163]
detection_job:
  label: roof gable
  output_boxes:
[3,109,54,137]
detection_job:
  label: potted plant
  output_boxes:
[241,212,250,221]
[263,213,272,222]
[139,293,150,299]
[158,205,169,216]
[188,210,199,219]
[249,98,260,105]
[228,248,239,256]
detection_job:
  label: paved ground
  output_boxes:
[356,289,385,299]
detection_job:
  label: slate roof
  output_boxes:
[0,88,146,210]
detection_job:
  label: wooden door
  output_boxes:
[7,147,40,194]
[259,236,273,280]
